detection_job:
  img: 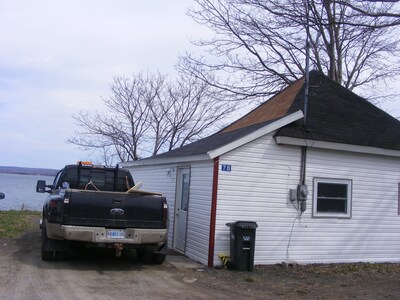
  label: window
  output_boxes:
[313,178,352,218]
[56,167,133,192]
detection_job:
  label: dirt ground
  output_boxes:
[202,261,400,299]
[1,218,400,299]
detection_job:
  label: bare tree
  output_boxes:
[180,0,400,102]
[69,72,236,162]
[69,73,162,162]
[163,73,234,151]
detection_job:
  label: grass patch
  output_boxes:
[0,210,40,238]
[296,288,309,296]
[243,277,254,283]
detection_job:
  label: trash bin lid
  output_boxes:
[225,222,235,227]
[235,221,257,229]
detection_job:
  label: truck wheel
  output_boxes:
[41,226,54,261]
[137,249,166,264]
[153,253,166,264]
[136,249,153,264]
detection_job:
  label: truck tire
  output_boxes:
[137,249,166,264]
[152,253,166,264]
[136,249,153,263]
[41,225,54,261]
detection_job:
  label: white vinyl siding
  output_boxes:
[398,183,400,215]
[184,161,213,265]
[126,164,177,244]
[214,132,301,265]
[215,132,400,265]
[125,130,400,266]
[301,148,400,263]
[126,160,213,266]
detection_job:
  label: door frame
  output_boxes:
[173,166,191,253]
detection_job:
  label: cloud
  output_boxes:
[0,0,203,168]
[1,0,398,169]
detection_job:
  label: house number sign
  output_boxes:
[221,164,232,172]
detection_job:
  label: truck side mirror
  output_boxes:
[36,180,47,193]
[0,192,4,199]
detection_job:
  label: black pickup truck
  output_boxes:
[36,162,168,263]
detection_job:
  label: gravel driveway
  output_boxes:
[0,228,248,300]
[1,224,400,299]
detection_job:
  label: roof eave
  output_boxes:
[119,154,210,168]
[207,110,304,159]
[275,136,400,158]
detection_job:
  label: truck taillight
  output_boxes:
[49,199,57,208]
[162,202,168,225]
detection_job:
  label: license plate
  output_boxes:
[106,229,125,239]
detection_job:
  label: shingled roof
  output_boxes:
[147,70,400,161]
[152,116,286,159]
[277,71,400,151]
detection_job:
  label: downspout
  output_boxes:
[303,0,310,128]
[300,44,310,191]
[298,0,311,212]
[208,157,219,267]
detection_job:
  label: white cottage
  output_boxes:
[121,71,400,267]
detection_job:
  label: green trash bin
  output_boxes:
[227,221,258,271]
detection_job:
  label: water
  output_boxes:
[0,173,55,211]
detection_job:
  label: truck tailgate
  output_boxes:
[63,189,166,229]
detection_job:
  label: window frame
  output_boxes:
[312,178,352,218]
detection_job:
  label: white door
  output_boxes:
[174,167,190,252]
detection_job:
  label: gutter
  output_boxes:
[119,154,209,168]
[275,136,400,158]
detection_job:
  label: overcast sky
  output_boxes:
[1,1,399,170]
[0,0,205,169]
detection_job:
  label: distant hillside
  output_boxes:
[0,166,58,177]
